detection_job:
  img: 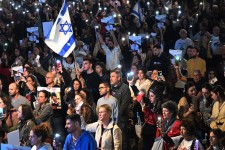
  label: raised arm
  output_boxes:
[110,30,119,47]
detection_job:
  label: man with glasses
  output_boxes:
[97,82,119,121]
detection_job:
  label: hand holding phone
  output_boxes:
[36,55,40,60]
[158,71,162,79]
[54,133,61,146]
[56,60,61,68]
[127,72,134,81]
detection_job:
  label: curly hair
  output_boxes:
[31,123,52,142]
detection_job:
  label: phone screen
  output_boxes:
[158,71,162,77]
[56,60,61,68]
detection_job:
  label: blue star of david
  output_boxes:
[59,21,72,35]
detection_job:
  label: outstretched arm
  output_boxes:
[110,30,119,47]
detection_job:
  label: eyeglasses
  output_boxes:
[46,76,54,79]
[99,87,107,90]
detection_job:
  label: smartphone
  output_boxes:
[56,60,61,68]
[158,71,162,78]
[28,51,32,58]
[175,56,180,65]
[127,72,134,81]
[0,108,4,120]
[157,116,162,127]
[137,92,145,103]
[54,133,61,145]
[36,55,40,60]
[14,73,21,81]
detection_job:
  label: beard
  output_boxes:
[10,93,16,97]
[100,92,108,97]
[108,46,114,50]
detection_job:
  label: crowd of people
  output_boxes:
[0,0,225,149]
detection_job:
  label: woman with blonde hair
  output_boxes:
[85,104,122,150]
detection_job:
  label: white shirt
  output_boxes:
[174,38,194,55]
[101,44,121,70]
[62,59,75,71]
[75,101,84,114]
[178,139,193,150]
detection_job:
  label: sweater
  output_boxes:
[63,130,97,150]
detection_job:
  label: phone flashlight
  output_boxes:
[54,133,61,145]
[127,72,134,81]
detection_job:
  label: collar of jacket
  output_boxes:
[111,82,122,91]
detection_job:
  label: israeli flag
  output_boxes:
[131,2,144,25]
[45,0,75,57]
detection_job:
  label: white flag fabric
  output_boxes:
[131,2,144,25]
[101,16,114,24]
[129,36,142,45]
[45,0,75,57]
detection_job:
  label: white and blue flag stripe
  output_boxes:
[45,0,75,57]
[131,2,144,24]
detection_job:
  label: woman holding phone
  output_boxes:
[178,82,201,126]
[140,85,163,150]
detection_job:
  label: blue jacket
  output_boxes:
[63,130,97,150]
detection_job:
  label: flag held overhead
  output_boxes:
[45,0,76,58]
[101,16,114,24]
[131,2,144,25]
[129,36,142,45]
[155,14,167,22]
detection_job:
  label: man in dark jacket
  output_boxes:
[110,69,131,150]
[147,44,170,79]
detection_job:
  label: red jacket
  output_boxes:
[156,119,182,150]
[143,106,158,125]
